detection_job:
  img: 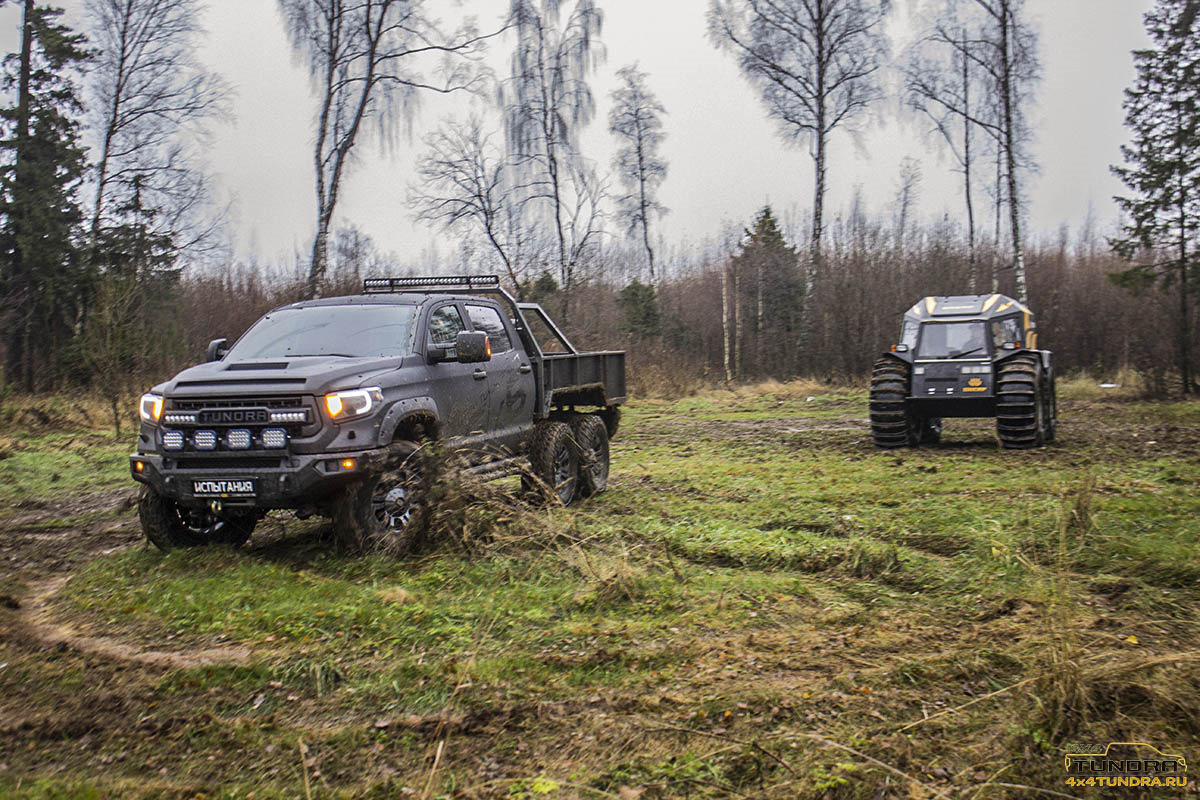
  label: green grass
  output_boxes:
[3,386,1199,799]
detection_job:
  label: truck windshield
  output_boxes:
[227,305,417,359]
[917,321,989,359]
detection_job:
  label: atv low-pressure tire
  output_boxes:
[870,357,918,448]
[571,414,610,498]
[996,354,1047,449]
[138,487,256,552]
[528,420,580,506]
[333,441,430,555]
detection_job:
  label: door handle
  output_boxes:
[518,364,532,374]
[473,369,487,380]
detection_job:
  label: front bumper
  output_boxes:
[130,447,389,509]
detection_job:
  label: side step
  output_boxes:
[465,455,526,480]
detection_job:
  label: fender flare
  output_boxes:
[378,397,441,445]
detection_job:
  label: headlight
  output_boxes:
[324,387,383,421]
[139,393,164,423]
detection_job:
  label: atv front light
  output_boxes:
[324,387,383,422]
[139,393,164,423]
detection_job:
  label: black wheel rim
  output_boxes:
[369,460,422,533]
[174,506,227,537]
[583,432,608,483]
[552,444,574,502]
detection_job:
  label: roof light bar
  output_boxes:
[363,275,501,294]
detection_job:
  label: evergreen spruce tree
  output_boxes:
[0,1,90,390]
[1110,0,1200,395]
[730,207,801,377]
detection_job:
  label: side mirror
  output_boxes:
[426,345,450,365]
[206,338,229,362]
[456,331,491,364]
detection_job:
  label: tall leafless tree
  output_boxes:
[501,0,604,306]
[908,0,1037,301]
[708,0,888,293]
[608,63,667,282]
[410,116,524,291]
[904,6,988,288]
[279,0,500,298]
[85,0,229,260]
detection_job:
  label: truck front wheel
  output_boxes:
[138,487,255,552]
[333,441,430,555]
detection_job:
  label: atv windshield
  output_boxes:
[227,304,417,360]
[916,321,989,360]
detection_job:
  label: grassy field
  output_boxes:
[1,386,1198,799]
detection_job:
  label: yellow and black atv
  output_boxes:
[870,294,1056,449]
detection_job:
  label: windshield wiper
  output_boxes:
[947,346,985,359]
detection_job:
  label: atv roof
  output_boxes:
[904,294,1032,322]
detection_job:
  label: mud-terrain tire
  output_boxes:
[138,487,255,552]
[333,441,430,555]
[996,354,1045,449]
[869,357,918,448]
[571,414,609,498]
[528,420,579,506]
[1044,372,1058,442]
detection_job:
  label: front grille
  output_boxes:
[174,457,283,470]
[169,396,305,411]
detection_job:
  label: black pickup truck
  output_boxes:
[130,275,625,553]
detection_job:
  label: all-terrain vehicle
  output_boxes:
[130,275,625,553]
[869,294,1056,449]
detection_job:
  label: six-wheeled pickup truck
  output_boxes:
[130,275,625,553]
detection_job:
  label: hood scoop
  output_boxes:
[226,361,290,371]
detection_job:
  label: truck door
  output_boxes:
[465,302,535,453]
[424,302,489,449]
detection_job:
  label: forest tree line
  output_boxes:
[0,0,1197,398]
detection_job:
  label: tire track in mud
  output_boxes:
[1,490,252,671]
[9,574,253,670]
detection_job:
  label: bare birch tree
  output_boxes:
[279,0,500,298]
[904,5,988,287]
[907,0,1037,301]
[708,0,888,291]
[85,0,229,261]
[501,0,604,306]
[410,115,524,291]
[608,63,667,282]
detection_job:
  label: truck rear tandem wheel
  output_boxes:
[570,413,610,498]
[528,420,580,506]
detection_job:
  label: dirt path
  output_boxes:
[1,490,251,670]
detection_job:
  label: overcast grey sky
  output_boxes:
[0,0,1153,265]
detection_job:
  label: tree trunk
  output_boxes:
[733,261,742,381]
[1180,178,1192,395]
[756,261,764,376]
[999,1,1027,304]
[5,0,35,390]
[721,262,732,384]
[992,142,1002,294]
[961,27,977,292]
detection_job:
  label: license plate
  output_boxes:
[192,478,256,497]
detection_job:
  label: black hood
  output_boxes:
[154,356,409,397]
